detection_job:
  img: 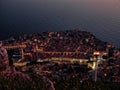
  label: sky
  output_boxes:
[0,0,120,47]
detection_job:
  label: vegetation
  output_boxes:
[0,72,120,90]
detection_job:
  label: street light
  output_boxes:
[34,39,38,50]
[93,51,100,82]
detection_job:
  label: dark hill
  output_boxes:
[3,30,107,52]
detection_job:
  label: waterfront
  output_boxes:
[0,30,120,90]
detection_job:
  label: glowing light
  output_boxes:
[92,62,96,70]
[93,51,100,56]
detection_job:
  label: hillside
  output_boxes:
[3,30,107,53]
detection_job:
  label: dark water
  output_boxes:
[0,0,120,47]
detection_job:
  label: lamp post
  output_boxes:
[34,39,38,51]
[93,51,100,82]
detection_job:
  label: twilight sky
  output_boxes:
[0,0,120,47]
